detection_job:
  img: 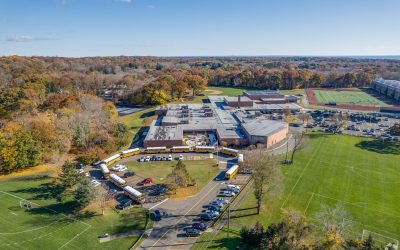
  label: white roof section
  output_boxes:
[123,186,143,197]
[100,164,110,174]
[110,174,126,185]
[221,147,239,153]
[103,154,121,163]
[146,146,167,150]
[172,146,192,149]
[121,148,140,154]
[195,146,215,150]
[226,165,239,175]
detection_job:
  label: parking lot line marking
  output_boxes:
[149,199,169,210]
[149,182,220,249]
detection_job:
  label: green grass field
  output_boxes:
[0,178,149,250]
[314,90,388,106]
[194,134,400,249]
[124,159,220,195]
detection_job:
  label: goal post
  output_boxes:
[362,229,399,248]
[19,200,33,210]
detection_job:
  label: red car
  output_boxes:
[140,178,153,185]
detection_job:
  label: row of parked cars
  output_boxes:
[138,154,184,162]
[184,185,241,237]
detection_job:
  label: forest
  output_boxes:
[1,55,399,172]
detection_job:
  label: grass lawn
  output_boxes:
[124,159,220,197]
[314,89,388,106]
[194,134,400,249]
[0,177,149,250]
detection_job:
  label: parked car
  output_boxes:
[209,201,224,208]
[153,210,161,221]
[205,210,219,217]
[200,213,214,221]
[116,199,133,210]
[167,155,173,161]
[124,171,135,178]
[215,198,230,205]
[227,184,240,192]
[207,205,221,212]
[192,223,208,231]
[179,154,184,160]
[92,160,102,167]
[139,157,145,162]
[219,191,235,197]
[111,165,127,172]
[185,228,201,237]
[140,178,153,185]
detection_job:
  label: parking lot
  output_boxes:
[139,172,251,249]
[306,110,400,140]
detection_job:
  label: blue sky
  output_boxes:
[1,0,399,57]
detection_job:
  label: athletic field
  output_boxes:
[313,89,388,106]
[195,134,400,249]
[0,178,148,250]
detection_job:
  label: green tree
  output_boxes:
[58,161,81,189]
[165,160,195,190]
[74,177,95,208]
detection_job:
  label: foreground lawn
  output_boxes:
[124,159,220,197]
[314,89,388,106]
[194,134,400,249]
[0,177,148,250]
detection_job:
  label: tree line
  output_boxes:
[0,72,129,173]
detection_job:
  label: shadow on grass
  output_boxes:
[139,110,155,119]
[202,227,242,250]
[12,182,64,201]
[355,140,400,155]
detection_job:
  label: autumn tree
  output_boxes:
[165,160,195,192]
[185,75,207,96]
[245,150,282,214]
[0,122,41,172]
[389,123,400,136]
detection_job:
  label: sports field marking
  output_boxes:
[305,195,399,240]
[0,217,66,235]
[313,193,400,219]
[348,166,400,184]
[58,225,91,250]
[303,192,315,214]
[0,191,90,226]
[0,220,75,247]
[0,190,92,249]
[280,139,324,210]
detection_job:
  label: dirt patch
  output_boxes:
[167,186,200,198]
[0,164,57,180]
[205,89,224,95]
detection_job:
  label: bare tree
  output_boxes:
[246,150,283,214]
[298,113,311,131]
[331,112,348,131]
[287,131,306,165]
[96,185,114,215]
[315,204,352,246]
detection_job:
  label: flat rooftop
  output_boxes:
[241,119,287,137]
[244,90,281,95]
[145,122,183,141]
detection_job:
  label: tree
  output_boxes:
[74,177,95,208]
[389,123,400,136]
[288,131,306,165]
[96,185,114,215]
[315,204,352,247]
[185,75,207,96]
[0,122,41,172]
[165,160,195,191]
[245,150,282,214]
[297,112,311,131]
[58,161,81,190]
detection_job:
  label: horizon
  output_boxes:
[1,0,400,57]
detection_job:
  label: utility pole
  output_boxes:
[227,202,230,239]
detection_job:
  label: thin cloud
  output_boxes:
[147,5,155,9]
[4,35,58,43]
[114,0,132,3]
